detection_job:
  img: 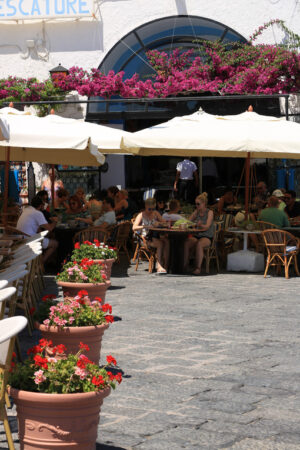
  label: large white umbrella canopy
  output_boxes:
[0,107,131,166]
[121,109,300,159]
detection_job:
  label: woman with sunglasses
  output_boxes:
[184,192,214,275]
[133,198,169,274]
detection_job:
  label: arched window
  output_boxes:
[98,15,247,79]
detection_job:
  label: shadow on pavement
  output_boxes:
[96,444,127,450]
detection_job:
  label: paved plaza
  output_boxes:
[2,260,300,449]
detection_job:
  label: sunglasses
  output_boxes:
[195,202,201,206]
[147,207,155,211]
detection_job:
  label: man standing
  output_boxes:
[17,195,58,264]
[174,157,198,203]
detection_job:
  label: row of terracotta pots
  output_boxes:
[10,257,117,448]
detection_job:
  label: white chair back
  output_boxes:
[0,316,28,365]
[0,287,16,304]
[0,280,8,290]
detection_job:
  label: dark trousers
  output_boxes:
[178,179,195,204]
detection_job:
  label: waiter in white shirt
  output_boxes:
[173,158,198,203]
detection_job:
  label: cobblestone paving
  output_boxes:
[2,261,300,449]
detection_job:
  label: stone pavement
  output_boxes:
[2,260,300,449]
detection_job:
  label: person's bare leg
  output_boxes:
[193,238,211,275]
[151,238,166,272]
[43,239,58,264]
[184,237,197,270]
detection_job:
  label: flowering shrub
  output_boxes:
[72,240,117,261]
[0,76,64,115]
[35,291,114,327]
[56,259,107,284]
[1,21,300,111]
[8,340,122,393]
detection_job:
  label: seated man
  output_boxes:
[162,199,183,223]
[16,195,58,264]
[79,197,116,229]
[258,196,290,228]
[284,190,300,221]
[94,197,116,228]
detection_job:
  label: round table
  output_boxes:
[147,227,203,274]
[226,227,264,272]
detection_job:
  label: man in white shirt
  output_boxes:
[94,197,116,228]
[174,158,198,203]
[17,196,58,264]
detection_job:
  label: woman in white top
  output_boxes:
[133,198,169,274]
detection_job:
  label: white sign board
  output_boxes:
[0,0,94,20]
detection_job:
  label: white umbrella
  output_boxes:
[121,109,300,159]
[0,107,131,165]
[121,108,300,214]
[0,107,130,213]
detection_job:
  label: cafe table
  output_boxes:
[146,226,203,274]
[226,227,264,272]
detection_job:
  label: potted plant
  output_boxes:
[56,258,111,301]
[8,339,122,449]
[34,292,114,364]
[72,240,117,280]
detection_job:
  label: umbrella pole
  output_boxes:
[3,146,10,225]
[51,165,55,209]
[245,152,250,219]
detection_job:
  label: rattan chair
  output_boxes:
[73,225,114,245]
[261,229,300,279]
[134,233,157,273]
[109,221,132,263]
[203,222,222,273]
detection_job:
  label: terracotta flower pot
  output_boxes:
[93,258,115,280]
[35,322,109,365]
[57,281,111,302]
[9,387,110,449]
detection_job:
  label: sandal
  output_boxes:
[156,269,167,275]
[192,268,201,275]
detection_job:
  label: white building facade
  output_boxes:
[0,0,299,80]
[0,0,299,192]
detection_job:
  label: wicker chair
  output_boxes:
[203,222,222,273]
[108,221,132,263]
[73,225,115,245]
[134,233,156,273]
[254,221,279,254]
[261,229,300,279]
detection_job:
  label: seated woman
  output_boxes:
[162,199,183,223]
[86,192,103,221]
[114,189,137,221]
[75,188,87,210]
[66,195,92,225]
[184,192,214,275]
[133,197,169,274]
[55,188,69,210]
[217,187,237,214]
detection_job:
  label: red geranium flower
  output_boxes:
[102,303,112,314]
[106,355,117,366]
[114,372,122,384]
[74,242,80,249]
[33,354,48,369]
[77,290,88,298]
[105,315,114,323]
[79,342,90,352]
[91,375,105,386]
